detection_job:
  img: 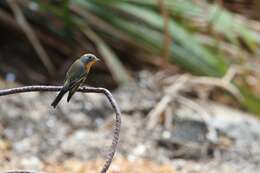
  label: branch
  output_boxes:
[158,0,171,61]
[146,75,189,129]
[191,66,243,101]
[0,85,121,173]
[147,67,242,129]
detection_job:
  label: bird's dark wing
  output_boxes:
[67,77,86,102]
[64,60,87,89]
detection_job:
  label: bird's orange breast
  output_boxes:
[85,61,97,73]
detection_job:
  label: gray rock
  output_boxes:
[209,103,260,143]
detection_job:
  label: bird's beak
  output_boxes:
[94,57,100,63]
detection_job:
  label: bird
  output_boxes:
[51,53,99,108]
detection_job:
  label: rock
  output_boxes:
[156,101,260,163]
[21,156,43,170]
[209,103,260,143]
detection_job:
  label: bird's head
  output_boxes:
[80,53,100,72]
[80,53,100,64]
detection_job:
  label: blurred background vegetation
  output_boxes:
[1,0,260,114]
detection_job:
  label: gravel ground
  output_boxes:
[0,76,260,173]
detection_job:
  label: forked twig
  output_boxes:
[191,66,242,101]
[147,66,242,129]
[0,85,121,173]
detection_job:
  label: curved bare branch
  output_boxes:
[0,85,121,173]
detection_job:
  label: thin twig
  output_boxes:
[147,75,189,129]
[7,0,56,76]
[164,106,174,130]
[0,85,121,173]
[158,0,171,61]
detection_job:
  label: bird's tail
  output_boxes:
[51,87,68,108]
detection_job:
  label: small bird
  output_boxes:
[51,53,99,108]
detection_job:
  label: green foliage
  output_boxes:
[239,85,260,114]
[30,0,260,114]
